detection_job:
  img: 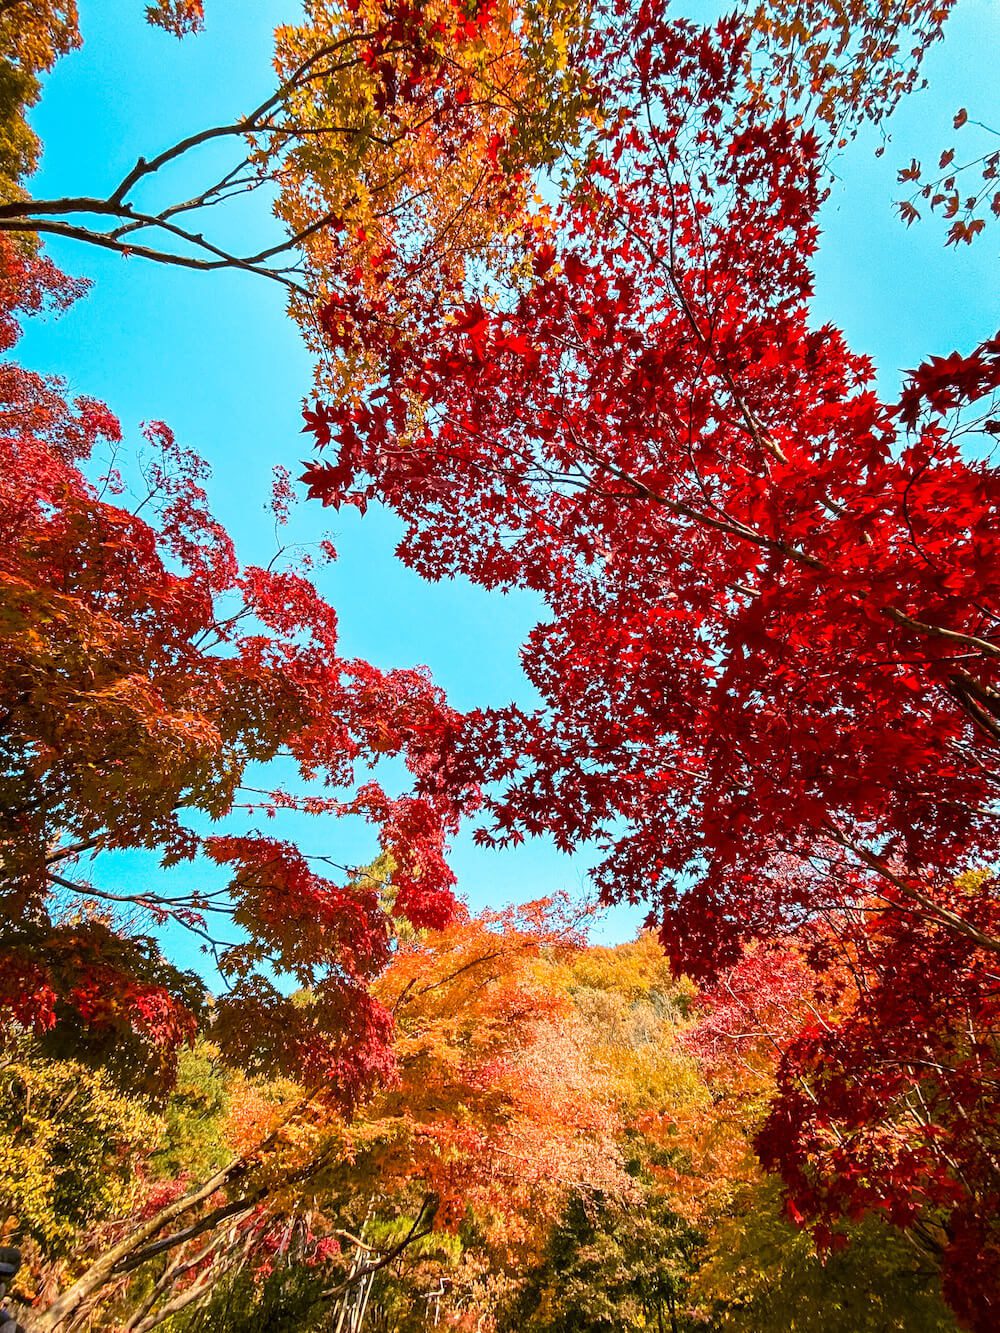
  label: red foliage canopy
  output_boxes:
[692,890,1000,1333]
[300,1,1000,978]
[0,237,474,1097]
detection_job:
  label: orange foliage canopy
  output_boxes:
[359,901,631,1242]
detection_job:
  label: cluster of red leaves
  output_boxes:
[687,893,1000,1331]
[0,915,204,1090]
[753,889,1000,1333]
[681,939,815,1077]
[357,0,496,105]
[0,244,475,1101]
[898,335,1000,427]
[0,237,85,351]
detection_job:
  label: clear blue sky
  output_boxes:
[17,0,999,968]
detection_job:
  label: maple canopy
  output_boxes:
[0,240,476,1097]
[299,0,1000,976]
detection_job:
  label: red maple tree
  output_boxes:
[0,236,475,1098]
[753,889,1000,1333]
[300,0,1000,971]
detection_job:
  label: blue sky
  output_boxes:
[17,0,1000,968]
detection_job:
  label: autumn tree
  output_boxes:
[0,1036,160,1280]
[0,1036,238,1321]
[313,900,630,1329]
[300,0,999,971]
[740,0,958,138]
[687,918,994,1325]
[1,243,482,1101]
[686,938,964,1331]
[296,3,1000,1313]
[753,892,1000,1333]
[0,0,591,294]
